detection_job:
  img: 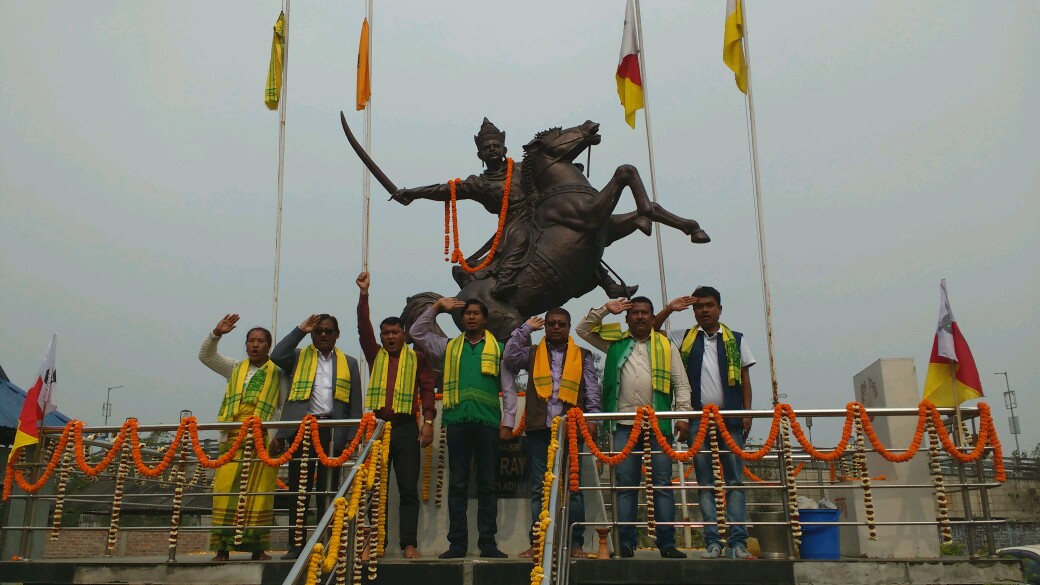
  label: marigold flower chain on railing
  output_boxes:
[530,416,561,585]
[3,414,379,501]
[564,402,1005,479]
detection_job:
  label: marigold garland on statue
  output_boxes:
[444,157,514,272]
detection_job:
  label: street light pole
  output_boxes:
[995,372,1021,471]
[103,385,124,426]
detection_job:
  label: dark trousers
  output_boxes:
[528,428,585,547]
[446,422,499,552]
[286,425,340,551]
[385,415,421,549]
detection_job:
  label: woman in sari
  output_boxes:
[199,314,287,561]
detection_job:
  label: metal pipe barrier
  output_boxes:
[534,404,1005,584]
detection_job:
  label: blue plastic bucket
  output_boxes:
[798,508,841,560]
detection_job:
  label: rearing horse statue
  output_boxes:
[340,114,709,338]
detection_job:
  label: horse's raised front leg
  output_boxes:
[598,165,653,235]
[601,164,710,243]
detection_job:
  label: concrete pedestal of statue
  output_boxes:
[382,396,604,558]
[825,358,939,558]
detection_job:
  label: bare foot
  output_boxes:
[518,546,538,559]
[403,545,422,559]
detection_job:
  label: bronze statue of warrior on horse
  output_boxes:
[340,113,710,338]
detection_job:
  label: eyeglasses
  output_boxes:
[545,321,570,328]
[313,328,337,336]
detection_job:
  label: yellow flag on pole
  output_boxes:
[265,11,286,111]
[723,0,748,94]
[356,18,371,111]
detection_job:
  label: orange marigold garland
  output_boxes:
[529,416,560,585]
[50,446,72,540]
[294,427,312,550]
[708,411,727,539]
[444,158,514,273]
[568,406,645,468]
[927,416,952,543]
[513,411,527,438]
[168,432,187,554]
[852,405,876,540]
[304,542,324,585]
[106,440,131,555]
[780,415,801,542]
[233,431,253,546]
[642,416,657,540]
[435,422,447,507]
[568,413,580,493]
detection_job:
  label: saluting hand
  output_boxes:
[433,297,465,313]
[525,316,545,331]
[667,296,696,313]
[605,299,633,315]
[299,314,321,333]
[213,314,240,337]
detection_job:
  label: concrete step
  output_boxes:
[0,556,1025,585]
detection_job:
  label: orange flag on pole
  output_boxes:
[356,18,371,111]
[922,280,983,406]
[9,335,58,462]
[615,0,643,129]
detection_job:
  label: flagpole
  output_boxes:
[361,0,373,272]
[632,0,670,316]
[272,0,291,339]
[738,0,780,406]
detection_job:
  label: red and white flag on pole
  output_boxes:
[922,280,983,406]
[615,0,644,129]
[9,335,58,461]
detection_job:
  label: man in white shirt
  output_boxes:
[270,314,363,560]
[656,286,755,559]
[577,296,692,559]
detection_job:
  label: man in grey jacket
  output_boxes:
[269,313,363,560]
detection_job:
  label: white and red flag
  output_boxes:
[616,0,644,128]
[9,335,58,461]
[922,281,983,406]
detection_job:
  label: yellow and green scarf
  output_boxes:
[365,346,417,414]
[288,345,351,403]
[532,336,582,405]
[442,330,501,408]
[679,324,741,387]
[218,360,281,422]
[590,323,671,396]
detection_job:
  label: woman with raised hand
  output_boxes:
[199,314,288,561]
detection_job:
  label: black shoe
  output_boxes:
[618,544,635,558]
[280,548,301,561]
[438,547,466,559]
[660,546,688,559]
[480,547,508,559]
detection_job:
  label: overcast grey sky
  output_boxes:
[2,2,1037,452]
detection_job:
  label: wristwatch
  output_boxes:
[423,419,434,426]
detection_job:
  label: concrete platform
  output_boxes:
[0,554,1026,585]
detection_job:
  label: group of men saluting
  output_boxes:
[203,271,756,561]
